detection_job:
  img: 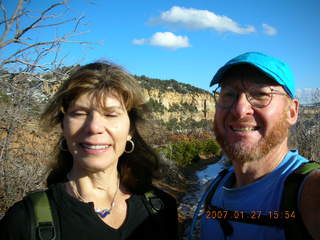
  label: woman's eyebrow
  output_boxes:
[103,106,125,111]
[68,103,126,112]
[68,104,90,110]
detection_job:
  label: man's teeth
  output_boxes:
[82,144,110,149]
[232,127,257,131]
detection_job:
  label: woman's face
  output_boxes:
[63,92,131,173]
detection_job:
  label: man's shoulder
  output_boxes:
[299,166,320,239]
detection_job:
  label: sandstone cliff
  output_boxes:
[143,88,215,122]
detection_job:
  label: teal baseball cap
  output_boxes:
[210,52,295,98]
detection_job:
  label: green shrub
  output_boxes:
[0,91,11,104]
[165,118,179,131]
[168,102,197,113]
[159,139,220,167]
[199,140,221,155]
[146,98,166,113]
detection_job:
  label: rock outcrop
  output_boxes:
[143,89,215,122]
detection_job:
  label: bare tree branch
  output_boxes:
[0,0,94,72]
[0,11,28,26]
[14,2,65,40]
[73,15,85,32]
[24,17,78,30]
[0,0,8,26]
[1,37,91,68]
[0,0,24,43]
[2,59,51,71]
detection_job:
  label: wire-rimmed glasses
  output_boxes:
[213,84,288,109]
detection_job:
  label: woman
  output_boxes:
[0,62,178,239]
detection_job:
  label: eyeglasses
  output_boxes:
[213,84,288,109]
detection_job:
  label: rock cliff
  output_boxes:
[143,88,215,122]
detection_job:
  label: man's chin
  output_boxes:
[222,142,259,163]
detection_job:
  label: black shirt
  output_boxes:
[0,183,178,240]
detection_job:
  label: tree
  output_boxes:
[0,0,92,216]
[0,0,90,72]
[290,88,320,162]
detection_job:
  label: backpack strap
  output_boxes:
[142,190,165,215]
[204,169,229,211]
[141,188,173,238]
[188,169,230,240]
[24,190,58,240]
[280,161,320,240]
[204,169,234,236]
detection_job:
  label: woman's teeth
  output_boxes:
[81,144,110,149]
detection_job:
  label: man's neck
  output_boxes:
[232,142,289,188]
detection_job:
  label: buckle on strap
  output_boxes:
[37,222,56,240]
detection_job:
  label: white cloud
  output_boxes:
[262,24,277,35]
[132,39,146,45]
[133,32,191,50]
[152,6,255,34]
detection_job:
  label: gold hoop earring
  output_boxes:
[125,139,134,153]
[59,138,68,151]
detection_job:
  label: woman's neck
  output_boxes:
[66,167,120,204]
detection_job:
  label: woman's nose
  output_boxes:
[85,112,105,134]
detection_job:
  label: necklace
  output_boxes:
[67,175,119,218]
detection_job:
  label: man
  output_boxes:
[190,52,320,239]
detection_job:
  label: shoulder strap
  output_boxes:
[24,190,58,240]
[189,170,229,240]
[281,161,320,240]
[142,189,165,215]
[141,188,172,238]
[204,169,229,210]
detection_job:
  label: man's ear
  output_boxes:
[286,98,299,126]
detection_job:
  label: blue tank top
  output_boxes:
[200,150,308,240]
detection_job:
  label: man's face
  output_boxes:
[213,72,296,163]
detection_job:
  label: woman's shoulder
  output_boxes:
[0,198,30,239]
[1,199,28,220]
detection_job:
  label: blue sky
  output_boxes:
[3,0,320,94]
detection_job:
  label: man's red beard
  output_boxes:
[213,113,289,163]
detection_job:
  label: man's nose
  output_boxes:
[230,92,254,118]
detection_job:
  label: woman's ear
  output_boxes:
[127,133,132,141]
[286,98,299,126]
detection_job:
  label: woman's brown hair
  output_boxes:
[41,61,160,194]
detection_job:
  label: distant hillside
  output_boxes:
[300,102,320,115]
[134,75,209,94]
[133,75,215,131]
